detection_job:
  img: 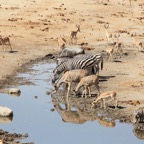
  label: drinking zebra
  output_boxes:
[52,53,103,83]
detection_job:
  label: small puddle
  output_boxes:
[0,60,143,144]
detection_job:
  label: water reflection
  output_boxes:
[0,116,13,124]
[133,123,144,140]
[52,97,86,124]
[51,88,144,141]
[9,93,21,97]
[0,89,21,97]
[51,92,116,128]
[132,107,144,140]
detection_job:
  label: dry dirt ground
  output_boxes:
[0,0,144,143]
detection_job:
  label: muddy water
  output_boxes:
[0,60,143,144]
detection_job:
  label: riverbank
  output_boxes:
[0,0,143,83]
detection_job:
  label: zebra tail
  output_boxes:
[101,57,103,70]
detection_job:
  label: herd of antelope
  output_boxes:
[58,23,143,61]
[52,21,144,109]
[52,24,135,109]
[104,23,143,60]
[55,23,143,107]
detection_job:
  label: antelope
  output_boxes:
[57,34,67,49]
[70,25,80,44]
[0,35,12,52]
[104,23,112,44]
[114,33,124,57]
[52,69,89,98]
[105,46,114,61]
[92,91,117,109]
[74,75,100,98]
[131,33,143,52]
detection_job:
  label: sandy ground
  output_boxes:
[0,0,144,143]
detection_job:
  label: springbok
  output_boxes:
[105,46,115,61]
[74,74,100,98]
[57,34,67,49]
[70,25,80,44]
[114,33,124,57]
[131,33,143,52]
[0,35,12,52]
[92,91,117,109]
[52,69,89,98]
[104,23,112,44]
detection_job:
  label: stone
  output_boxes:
[0,106,13,117]
[9,88,21,95]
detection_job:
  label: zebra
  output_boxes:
[56,53,102,74]
[52,53,103,83]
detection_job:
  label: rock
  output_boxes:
[59,46,85,57]
[50,108,55,112]
[9,88,21,95]
[0,106,13,117]
[34,96,38,99]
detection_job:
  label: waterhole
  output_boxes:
[0,60,143,144]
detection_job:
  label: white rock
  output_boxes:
[9,88,21,95]
[60,46,85,57]
[0,106,13,117]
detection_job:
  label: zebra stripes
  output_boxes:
[52,53,103,83]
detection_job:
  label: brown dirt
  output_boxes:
[0,129,32,144]
[0,0,144,143]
